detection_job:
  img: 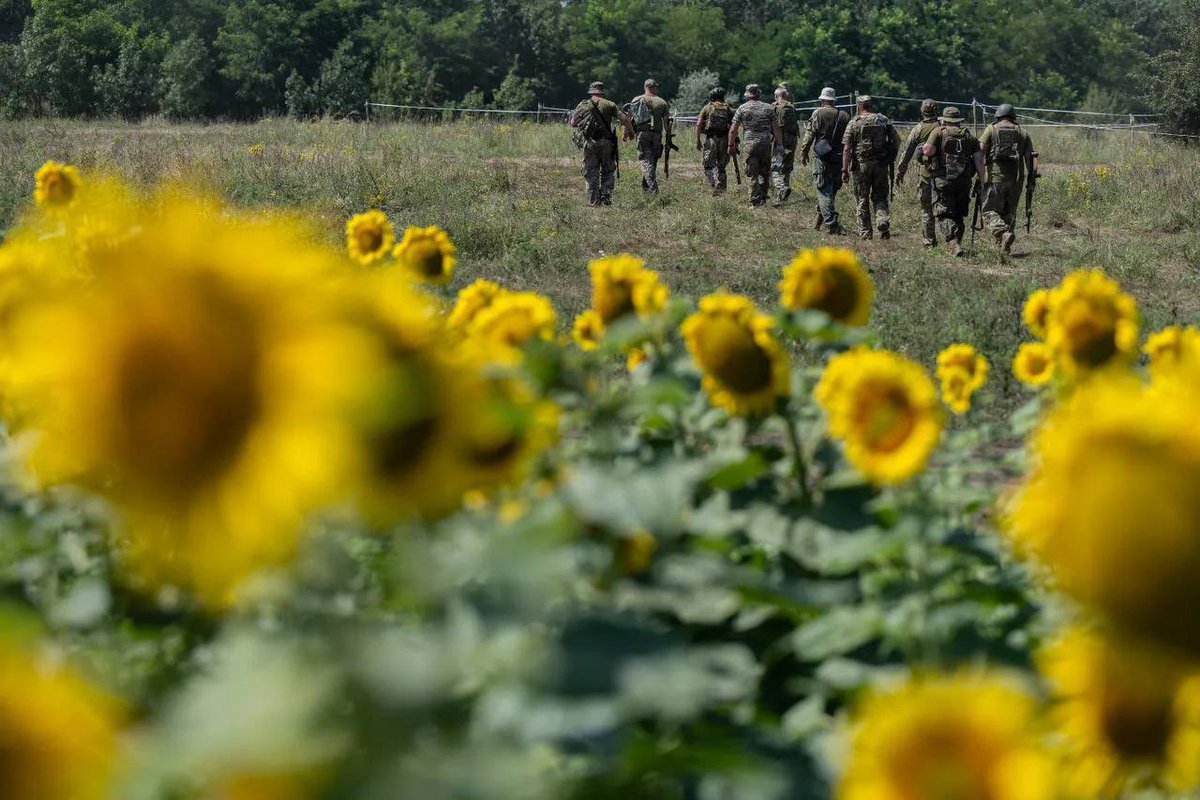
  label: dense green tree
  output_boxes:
[159,34,216,120]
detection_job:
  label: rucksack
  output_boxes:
[991,125,1022,164]
[856,113,892,162]
[629,96,654,132]
[576,101,612,141]
[940,127,971,181]
[705,103,732,135]
[776,102,798,134]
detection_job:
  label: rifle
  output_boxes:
[664,128,679,179]
[732,137,742,185]
[888,158,896,202]
[970,178,983,253]
[1024,172,1037,233]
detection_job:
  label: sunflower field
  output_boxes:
[3,161,1200,800]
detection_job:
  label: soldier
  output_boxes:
[771,85,800,205]
[727,84,783,207]
[979,103,1039,253]
[894,99,941,248]
[920,107,986,257]
[570,81,634,207]
[695,86,734,194]
[627,78,672,193]
[800,87,849,234]
[842,95,901,240]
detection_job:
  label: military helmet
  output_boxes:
[994,103,1016,121]
[709,86,727,101]
[587,81,605,95]
[940,107,964,124]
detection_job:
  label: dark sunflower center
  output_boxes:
[356,226,384,255]
[1063,304,1117,367]
[470,436,522,468]
[598,282,635,324]
[698,316,773,393]
[814,268,860,320]
[858,385,917,452]
[47,175,75,204]
[370,416,439,478]
[417,246,445,278]
[1100,687,1174,761]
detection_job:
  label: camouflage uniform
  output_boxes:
[630,94,671,192]
[771,98,800,202]
[572,96,621,205]
[697,101,733,192]
[923,120,981,248]
[800,106,849,232]
[979,119,1036,247]
[896,115,941,246]
[732,98,777,207]
[843,112,901,239]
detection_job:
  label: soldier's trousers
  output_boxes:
[982,180,1022,242]
[582,139,616,204]
[812,157,842,230]
[744,139,772,206]
[702,136,730,191]
[917,179,937,245]
[933,176,972,244]
[771,138,797,201]
[637,131,664,192]
[852,161,891,238]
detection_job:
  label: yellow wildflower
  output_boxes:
[815,348,943,485]
[626,347,648,372]
[940,366,975,415]
[33,160,82,209]
[1045,269,1139,377]
[1022,288,1052,339]
[345,210,395,266]
[572,309,605,351]
[838,672,1054,800]
[681,292,790,416]
[448,279,505,330]
[616,529,657,575]
[588,253,669,325]
[1013,342,1056,387]
[779,247,873,325]
[1144,325,1200,379]
[393,224,456,285]
[936,343,989,392]
[466,291,556,362]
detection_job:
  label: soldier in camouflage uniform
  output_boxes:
[842,95,901,240]
[800,87,849,234]
[727,84,783,207]
[894,99,941,247]
[978,103,1038,253]
[771,86,800,205]
[571,81,634,206]
[920,107,986,257]
[694,86,734,194]
[627,78,672,193]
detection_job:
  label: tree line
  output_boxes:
[0,0,1196,132]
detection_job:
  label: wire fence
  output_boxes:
[365,93,1200,140]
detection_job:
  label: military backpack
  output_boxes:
[855,113,893,163]
[705,103,732,136]
[939,127,972,181]
[991,125,1023,165]
[629,96,654,132]
[576,101,612,142]
[776,103,798,135]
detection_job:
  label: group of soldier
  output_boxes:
[570,80,1039,255]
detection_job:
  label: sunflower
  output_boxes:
[466,291,557,362]
[1007,375,1200,656]
[1144,325,1200,379]
[448,279,506,330]
[779,247,873,325]
[33,160,82,209]
[6,192,364,607]
[572,309,605,351]
[1022,288,1052,339]
[1044,269,1139,377]
[815,349,943,485]
[588,253,669,324]
[838,672,1054,800]
[345,210,395,266]
[1013,342,1056,387]
[936,343,989,392]
[626,347,648,372]
[0,635,122,800]
[616,529,657,575]
[393,225,456,285]
[940,366,975,415]
[680,292,790,416]
[1039,627,1200,797]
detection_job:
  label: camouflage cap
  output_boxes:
[744,83,762,97]
[819,87,837,101]
[588,81,605,95]
[644,78,658,88]
[940,106,964,123]
[857,95,872,104]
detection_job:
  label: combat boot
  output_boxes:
[879,228,890,241]
[1001,231,1015,254]
[948,241,964,258]
[814,211,824,231]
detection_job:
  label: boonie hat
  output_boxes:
[588,81,605,95]
[940,107,964,123]
[819,87,837,101]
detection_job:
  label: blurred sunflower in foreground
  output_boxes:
[34,159,82,209]
[838,672,1054,800]
[345,210,395,266]
[393,224,456,285]
[779,246,873,325]
[1044,269,1139,378]
[1013,341,1055,387]
[5,190,368,608]
[588,253,669,325]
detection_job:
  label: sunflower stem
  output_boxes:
[783,408,813,509]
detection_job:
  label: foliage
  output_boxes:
[672,68,721,115]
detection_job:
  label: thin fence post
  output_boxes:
[1129,113,1135,148]
[971,98,978,137]
[364,100,370,123]
[537,102,542,124]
